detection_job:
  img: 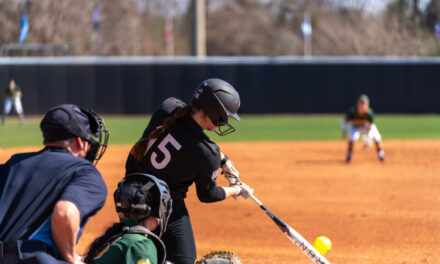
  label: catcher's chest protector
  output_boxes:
[88,225,167,264]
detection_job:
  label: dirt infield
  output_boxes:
[1,140,440,263]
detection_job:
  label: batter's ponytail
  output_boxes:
[130,104,195,162]
[149,105,192,139]
[131,138,149,162]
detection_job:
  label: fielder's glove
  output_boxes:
[195,250,242,264]
[220,156,240,185]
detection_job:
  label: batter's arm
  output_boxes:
[223,186,242,198]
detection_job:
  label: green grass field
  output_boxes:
[1,115,440,147]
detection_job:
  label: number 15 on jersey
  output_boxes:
[151,134,182,170]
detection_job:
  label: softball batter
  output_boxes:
[342,94,386,163]
[125,78,252,264]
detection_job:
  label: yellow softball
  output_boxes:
[313,236,332,255]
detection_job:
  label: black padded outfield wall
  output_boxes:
[1,57,440,114]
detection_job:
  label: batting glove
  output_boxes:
[221,157,241,185]
[232,182,254,199]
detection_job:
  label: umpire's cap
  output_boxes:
[40,104,109,164]
[41,104,94,142]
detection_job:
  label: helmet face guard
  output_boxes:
[82,109,109,165]
[214,119,236,136]
[115,173,173,238]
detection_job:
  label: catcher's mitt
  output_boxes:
[195,250,242,264]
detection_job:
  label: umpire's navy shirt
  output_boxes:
[0,146,107,255]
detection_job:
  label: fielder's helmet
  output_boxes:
[358,94,370,104]
[40,104,109,165]
[114,173,173,238]
[191,78,241,136]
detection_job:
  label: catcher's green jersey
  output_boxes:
[93,233,157,264]
[345,106,374,127]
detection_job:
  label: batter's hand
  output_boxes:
[232,182,254,199]
[221,159,241,185]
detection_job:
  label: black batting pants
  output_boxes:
[162,199,196,264]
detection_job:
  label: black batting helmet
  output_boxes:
[191,78,241,136]
[114,173,173,238]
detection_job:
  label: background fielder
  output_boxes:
[2,79,24,125]
[342,94,386,163]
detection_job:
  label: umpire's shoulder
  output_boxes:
[75,157,105,179]
[68,157,107,204]
[2,151,42,169]
[67,153,105,184]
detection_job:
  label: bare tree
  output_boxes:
[0,0,437,56]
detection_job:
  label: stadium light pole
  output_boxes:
[165,14,174,56]
[301,12,312,57]
[191,0,206,57]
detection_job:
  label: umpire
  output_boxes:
[0,104,110,264]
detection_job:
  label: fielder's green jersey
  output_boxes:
[93,233,158,264]
[5,85,20,98]
[345,106,374,127]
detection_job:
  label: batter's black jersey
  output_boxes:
[126,98,226,203]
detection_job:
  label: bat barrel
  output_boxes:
[285,227,331,264]
[248,193,332,264]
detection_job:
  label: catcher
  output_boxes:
[85,173,172,264]
[126,78,252,264]
[342,94,386,163]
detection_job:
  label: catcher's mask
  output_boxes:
[40,104,109,165]
[192,78,241,136]
[114,173,173,238]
